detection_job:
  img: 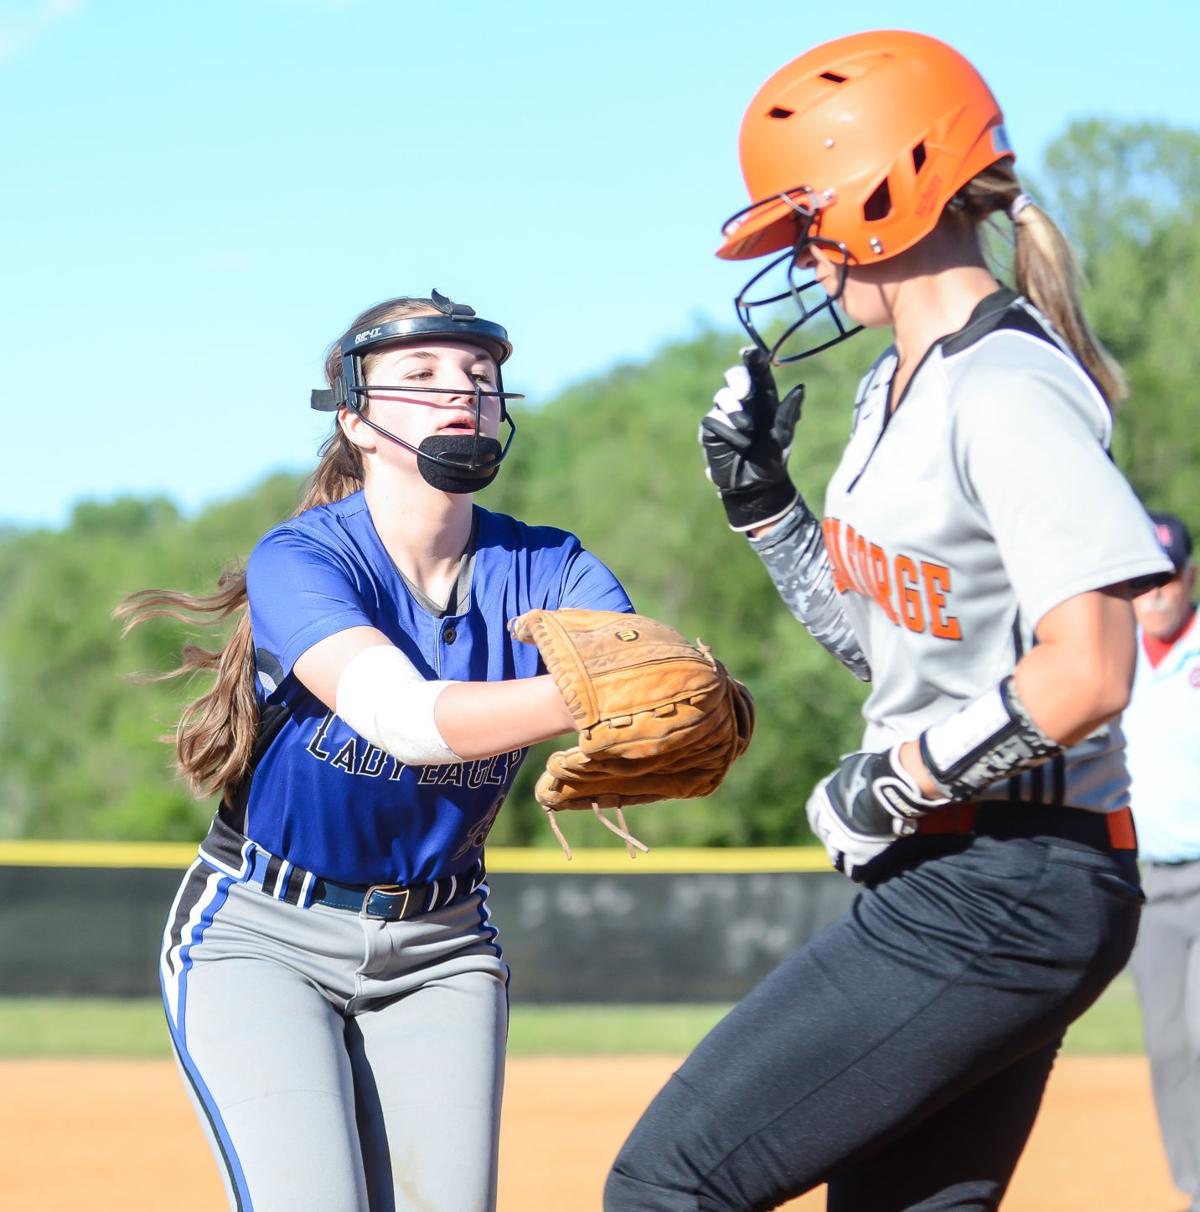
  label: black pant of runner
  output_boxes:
[604,832,1143,1212]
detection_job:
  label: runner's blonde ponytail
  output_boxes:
[954,162,1126,407]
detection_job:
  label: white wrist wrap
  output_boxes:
[918,676,1062,801]
[335,645,461,766]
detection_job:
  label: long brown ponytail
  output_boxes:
[953,161,1126,408]
[116,296,437,801]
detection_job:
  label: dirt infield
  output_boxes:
[0,1055,1181,1210]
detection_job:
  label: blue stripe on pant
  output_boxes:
[160,862,254,1210]
[605,834,1143,1212]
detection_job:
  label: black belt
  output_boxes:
[309,863,486,921]
[915,803,1137,852]
[199,813,485,921]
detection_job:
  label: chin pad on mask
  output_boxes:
[417,434,502,494]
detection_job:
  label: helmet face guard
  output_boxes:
[310,291,524,493]
[722,188,862,363]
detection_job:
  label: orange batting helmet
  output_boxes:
[721,30,1014,360]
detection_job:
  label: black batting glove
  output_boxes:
[805,746,949,881]
[699,346,804,532]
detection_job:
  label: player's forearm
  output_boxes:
[898,587,1136,799]
[331,642,572,765]
[435,675,575,760]
[750,502,871,681]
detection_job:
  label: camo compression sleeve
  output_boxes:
[749,501,871,682]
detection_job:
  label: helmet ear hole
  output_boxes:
[768,106,793,119]
[912,142,928,174]
[863,179,892,222]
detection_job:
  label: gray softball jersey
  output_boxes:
[755,289,1171,812]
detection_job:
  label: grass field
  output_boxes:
[0,972,1146,1058]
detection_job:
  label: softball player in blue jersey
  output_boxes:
[606,31,1173,1212]
[120,291,631,1211]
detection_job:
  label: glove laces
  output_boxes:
[545,804,650,861]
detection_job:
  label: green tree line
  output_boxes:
[2,119,1197,847]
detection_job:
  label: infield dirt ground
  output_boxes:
[0,1055,1180,1210]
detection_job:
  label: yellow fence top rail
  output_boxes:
[0,840,830,874]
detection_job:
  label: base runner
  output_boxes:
[606,30,1172,1211]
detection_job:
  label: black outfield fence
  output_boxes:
[0,843,855,1002]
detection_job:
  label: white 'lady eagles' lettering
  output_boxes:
[305,711,522,784]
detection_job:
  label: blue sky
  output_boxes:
[3,0,1196,529]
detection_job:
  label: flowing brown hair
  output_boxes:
[952,161,1126,407]
[115,297,439,801]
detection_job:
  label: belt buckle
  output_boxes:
[362,883,411,921]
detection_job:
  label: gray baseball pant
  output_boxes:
[161,858,509,1211]
[1131,858,1200,1211]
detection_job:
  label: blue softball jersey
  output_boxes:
[231,491,632,885]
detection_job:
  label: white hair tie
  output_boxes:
[1009,192,1034,221]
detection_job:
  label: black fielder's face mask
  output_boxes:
[722,189,863,364]
[310,292,523,494]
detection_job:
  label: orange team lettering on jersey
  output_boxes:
[822,518,963,641]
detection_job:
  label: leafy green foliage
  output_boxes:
[0,477,304,839]
[0,119,1196,845]
[1041,119,1200,517]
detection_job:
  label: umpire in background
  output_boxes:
[1126,510,1200,1212]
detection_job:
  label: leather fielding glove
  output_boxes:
[806,745,950,881]
[699,346,804,532]
[508,608,756,859]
